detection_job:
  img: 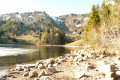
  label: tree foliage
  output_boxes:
[84,0,120,53]
[55,30,66,45]
[84,4,100,41]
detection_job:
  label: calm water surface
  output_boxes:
[0,45,80,66]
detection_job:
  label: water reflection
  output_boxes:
[0,46,78,66]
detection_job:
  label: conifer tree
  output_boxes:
[38,31,41,40]
[85,4,100,40]
[55,32,61,44]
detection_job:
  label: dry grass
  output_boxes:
[67,39,87,46]
[16,35,38,44]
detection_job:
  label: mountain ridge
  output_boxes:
[0,11,89,34]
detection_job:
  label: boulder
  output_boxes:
[73,57,78,62]
[116,71,120,78]
[78,59,83,62]
[53,63,59,67]
[115,60,120,68]
[16,66,23,71]
[38,71,46,78]
[38,64,45,69]
[24,68,30,72]
[87,65,94,71]
[45,67,56,74]
[27,64,36,68]
[75,72,84,79]
[55,59,58,62]
[97,64,115,75]
[29,70,37,78]
[70,56,74,59]
[48,64,52,68]
[59,58,66,62]
[47,58,55,64]
[36,61,43,67]
[100,55,105,58]
[105,72,116,79]
[23,72,29,77]
[16,64,28,68]
[74,63,79,67]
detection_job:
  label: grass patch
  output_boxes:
[67,39,88,46]
[16,35,38,44]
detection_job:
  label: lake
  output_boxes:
[0,45,80,66]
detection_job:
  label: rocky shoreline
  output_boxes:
[1,48,120,80]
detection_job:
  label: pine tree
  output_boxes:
[55,32,61,45]
[61,30,66,44]
[85,4,100,40]
[42,32,49,43]
[0,30,2,37]
[38,31,41,40]
[46,28,50,33]
[55,30,66,45]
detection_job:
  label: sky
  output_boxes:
[0,0,103,16]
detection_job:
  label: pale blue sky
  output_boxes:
[0,0,103,16]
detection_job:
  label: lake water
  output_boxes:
[0,45,80,66]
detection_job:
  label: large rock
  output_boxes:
[16,66,23,71]
[38,64,45,69]
[16,64,28,68]
[38,71,46,78]
[29,70,37,78]
[105,72,116,79]
[73,57,78,62]
[75,72,84,79]
[115,60,120,68]
[116,71,120,76]
[48,64,53,68]
[36,61,43,68]
[87,65,94,71]
[45,67,56,74]
[27,64,36,68]
[23,72,29,77]
[53,63,59,67]
[24,68,30,72]
[116,71,120,79]
[48,58,55,64]
[59,58,66,62]
[97,64,115,75]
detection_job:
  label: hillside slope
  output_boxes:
[0,11,88,33]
